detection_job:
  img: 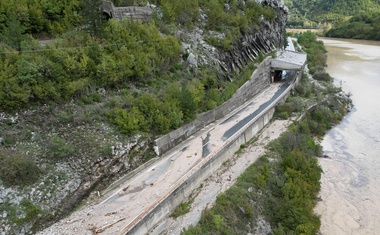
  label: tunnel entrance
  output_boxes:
[102,12,112,21]
[270,51,307,83]
[273,70,283,82]
[271,70,290,83]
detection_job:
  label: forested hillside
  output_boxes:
[285,0,380,28]
[285,0,380,40]
[326,11,380,40]
[0,0,287,234]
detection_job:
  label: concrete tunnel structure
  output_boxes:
[101,0,153,21]
[271,50,307,82]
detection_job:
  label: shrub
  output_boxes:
[48,135,75,160]
[108,107,146,135]
[295,83,311,98]
[180,85,197,122]
[170,200,193,218]
[0,155,41,186]
[313,71,332,82]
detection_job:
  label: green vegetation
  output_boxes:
[48,135,76,160]
[0,199,42,225]
[0,0,82,37]
[0,154,41,187]
[326,11,380,40]
[199,0,275,50]
[285,0,380,28]
[285,0,380,40]
[297,31,328,77]
[0,19,182,111]
[171,199,194,219]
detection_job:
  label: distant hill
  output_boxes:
[285,0,380,28]
[285,0,380,40]
[326,11,380,40]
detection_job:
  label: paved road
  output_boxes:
[222,76,293,141]
[38,77,294,235]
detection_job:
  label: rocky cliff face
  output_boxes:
[181,0,288,77]
[219,0,288,73]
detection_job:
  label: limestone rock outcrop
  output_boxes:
[218,0,288,74]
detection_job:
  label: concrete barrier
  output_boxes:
[121,63,303,235]
[155,57,272,156]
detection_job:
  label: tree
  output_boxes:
[81,0,105,36]
[180,84,197,122]
[0,15,28,50]
[0,51,31,111]
[161,0,200,27]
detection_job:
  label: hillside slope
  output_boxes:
[0,0,288,234]
[285,0,380,28]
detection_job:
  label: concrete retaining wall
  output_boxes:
[155,57,272,156]
[124,64,304,235]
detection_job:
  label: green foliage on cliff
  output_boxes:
[0,198,41,226]
[0,19,182,111]
[0,0,82,37]
[200,0,275,50]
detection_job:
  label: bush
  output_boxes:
[108,107,146,135]
[295,83,311,98]
[275,99,302,119]
[0,155,41,186]
[313,71,332,82]
[171,200,193,218]
[48,135,75,160]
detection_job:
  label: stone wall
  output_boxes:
[101,0,152,21]
[154,57,272,156]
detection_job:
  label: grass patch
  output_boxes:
[171,200,194,219]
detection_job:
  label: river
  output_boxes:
[315,38,380,235]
